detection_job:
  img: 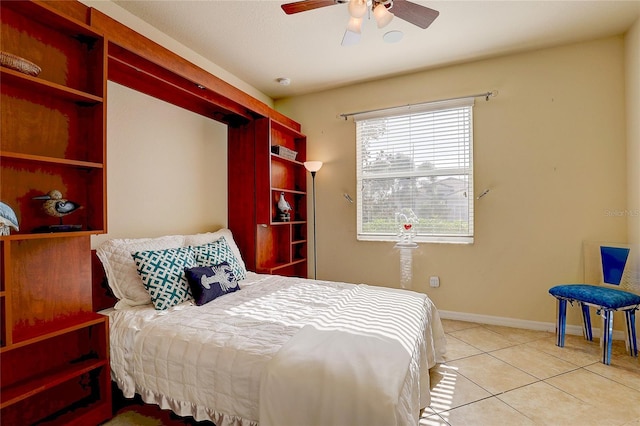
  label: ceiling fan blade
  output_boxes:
[281,0,339,15]
[391,0,439,29]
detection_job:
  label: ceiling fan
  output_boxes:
[281,0,439,45]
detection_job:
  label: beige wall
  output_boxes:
[276,37,629,325]
[91,82,228,248]
[626,19,640,275]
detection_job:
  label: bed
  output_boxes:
[95,229,447,426]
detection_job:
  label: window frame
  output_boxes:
[355,97,475,244]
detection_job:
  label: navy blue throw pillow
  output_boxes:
[184,262,240,306]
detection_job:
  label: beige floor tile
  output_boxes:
[424,321,638,426]
[482,324,554,344]
[428,363,491,413]
[449,327,516,352]
[585,359,640,391]
[437,396,535,426]
[442,335,483,362]
[524,334,602,367]
[546,369,640,424]
[440,319,481,333]
[447,353,538,395]
[498,381,614,425]
[491,343,579,379]
[419,412,450,426]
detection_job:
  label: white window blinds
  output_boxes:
[355,97,474,244]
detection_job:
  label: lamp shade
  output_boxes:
[373,3,394,28]
[346,17,363,34]
[348,0,367,18]
[304,161,323,172]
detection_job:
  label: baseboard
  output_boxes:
[438,310,627,341]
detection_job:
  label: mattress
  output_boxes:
[106,273,446,425]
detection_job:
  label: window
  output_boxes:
[355,97,474,244]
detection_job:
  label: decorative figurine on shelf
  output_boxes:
[32,189,82,232]
[277,192,292,222]
[0,201,19,236]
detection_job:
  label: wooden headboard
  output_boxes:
[91,249,118,311]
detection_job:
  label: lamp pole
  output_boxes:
[304,161,323,280]
[311,171,318,280]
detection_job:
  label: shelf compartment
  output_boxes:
[292,223,307,244]
[0,366,109,425]
[0,84,104,164]
[1,1,105,97]
[1,315,108,410]
[1,358,107,409]
[268,259,308,278]
[1,238,94,346]
[271,156,307,192]
[256,224,291,271]
[1,313,106,352]
[0,68,103,104]
[0,159,105,235]
[271,189,307,224]
[271,120,306,152]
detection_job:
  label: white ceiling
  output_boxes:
[113,0,640,100]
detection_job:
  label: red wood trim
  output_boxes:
[88,8,301,130]
[107,47,253,126]
[39,0,90,24]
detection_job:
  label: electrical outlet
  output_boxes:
[429,276,440,288]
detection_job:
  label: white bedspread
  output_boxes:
[106,273,446,426]
[260,285,432,426]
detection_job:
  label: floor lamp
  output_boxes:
[304,161,323,279]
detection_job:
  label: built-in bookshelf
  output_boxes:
[0,1,110,424]
[229,117,308,277]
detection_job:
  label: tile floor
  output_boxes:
[420,319,640,426]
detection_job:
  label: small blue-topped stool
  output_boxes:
[549,244,640,365]
[549,284,640,364]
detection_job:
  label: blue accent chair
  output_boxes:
[549,245,640,365]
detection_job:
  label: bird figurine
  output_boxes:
[33,190,82,223]
[277,192,292,221]
[0,201,19,236]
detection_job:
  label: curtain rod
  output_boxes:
[338,90,498,120]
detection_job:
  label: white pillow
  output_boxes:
[184,228,247,274]
[96,235,185,309]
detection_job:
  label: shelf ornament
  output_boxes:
[32,189,82,232]
[0,201,19,235]
[277,192,292,222]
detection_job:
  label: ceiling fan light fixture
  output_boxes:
[383,30,403,43]
[346,16,363,34]
[373,3,394,28]
[348,0,367,18]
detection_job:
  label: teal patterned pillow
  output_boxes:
[191,236,246,280]
[132,246,196,310]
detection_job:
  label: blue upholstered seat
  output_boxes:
[549,283,639,365]
[549,284,640,309]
